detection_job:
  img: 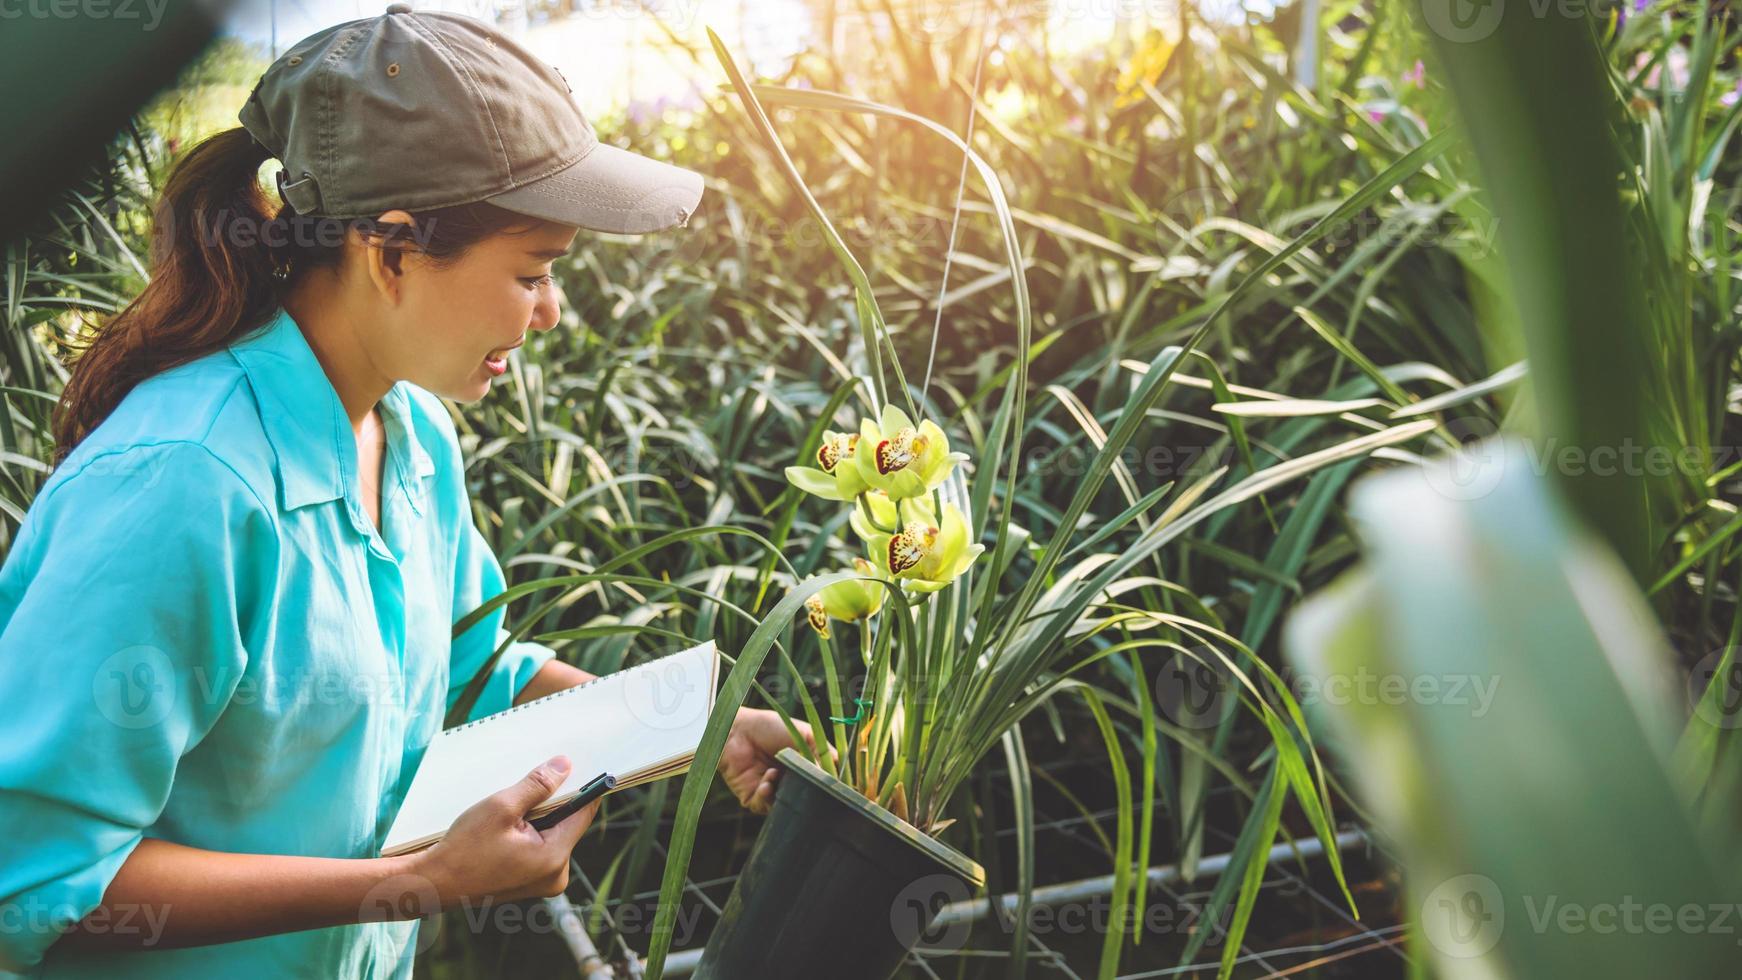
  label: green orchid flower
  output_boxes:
[851,491,983,593]
[784,429,871,501]
[851,405,966,501]
[803,557,887,639]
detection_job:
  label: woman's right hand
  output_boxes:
[409,755,599,907]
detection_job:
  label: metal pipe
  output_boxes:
[657,827,1368,976]
[543,894,616,979]
[936,827,1368,927]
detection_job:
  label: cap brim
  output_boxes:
[484,142,703,234]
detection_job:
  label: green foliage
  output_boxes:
[3,1,1738,977]
[1284,2,1742,977]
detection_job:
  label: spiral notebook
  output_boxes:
[381,640,721,857]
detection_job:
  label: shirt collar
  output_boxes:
[230,307,435,516]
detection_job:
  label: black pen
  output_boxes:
[530,772,617,832]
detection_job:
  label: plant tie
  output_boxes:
[829,696,875,724]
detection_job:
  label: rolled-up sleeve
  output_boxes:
[445,518,558,725]
[0,442,276,972]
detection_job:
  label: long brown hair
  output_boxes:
[52,126,536,467]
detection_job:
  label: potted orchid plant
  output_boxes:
[635,28,1445,980]
[689,406,989,980]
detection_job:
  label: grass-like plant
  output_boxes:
[16,8,1737,977]
[1286,3,1742,977]
[622,28,1480,980]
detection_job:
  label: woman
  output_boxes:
[0,7,812,977]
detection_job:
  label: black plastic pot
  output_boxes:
[694,747,985,980]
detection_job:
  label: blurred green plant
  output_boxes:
[5,2,1738,977]
[1285,443,1738,979]
[1284,1,1742,977]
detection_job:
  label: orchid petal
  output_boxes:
[786,466,846,499]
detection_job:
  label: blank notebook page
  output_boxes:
[383,640,719,856]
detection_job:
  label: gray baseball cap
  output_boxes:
[239,3,702,234]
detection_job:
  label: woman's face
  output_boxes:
[369,210,578,403]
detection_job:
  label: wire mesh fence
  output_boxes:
[506,757,1413,979]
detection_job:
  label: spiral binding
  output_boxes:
[439,649,701,738]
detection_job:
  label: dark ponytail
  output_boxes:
[52,126,538,467]
[53,128,281,465]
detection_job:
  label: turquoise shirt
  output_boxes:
[0,306,557,977]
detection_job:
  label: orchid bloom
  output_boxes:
[784,429,870,501]
[803,557,887,639]
[851,491,983,593]
[852,405,966,501]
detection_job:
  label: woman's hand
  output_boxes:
[717,707,836,815]
[410,755,598,907]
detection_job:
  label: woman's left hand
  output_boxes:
[717,707,834,815]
